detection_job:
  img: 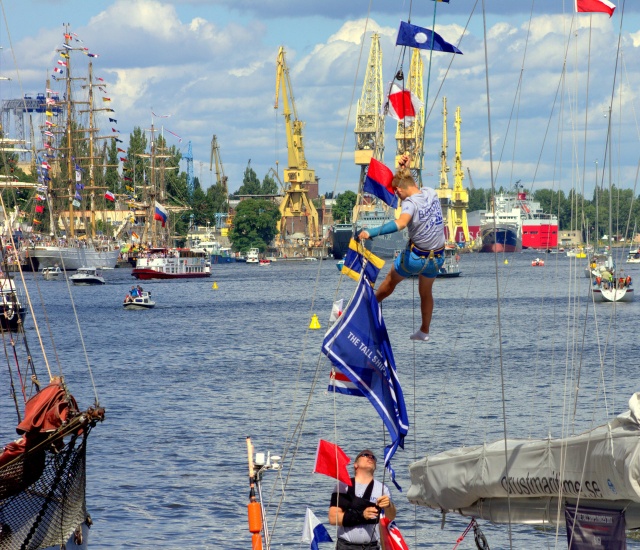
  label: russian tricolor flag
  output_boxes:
[363,158,397,208]
[154,202,168,227]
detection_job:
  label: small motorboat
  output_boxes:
[69,267,105,285]
[531,258,545,267]
[123,290,155,310]
[41,265,62,280]
[259,259,271,266]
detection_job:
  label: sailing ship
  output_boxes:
[28,31,120,271]
[130,123,211,280]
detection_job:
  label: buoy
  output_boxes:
[309,314,321,330]
[504,259,509,265]
[212,282,218,290]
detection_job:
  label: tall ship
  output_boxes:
[28,32,120,270]
[130,124,211,280]
[469,189,558,252]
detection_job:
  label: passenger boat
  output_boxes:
[132,248,211,280]
[69,267,106,286]
[41,265,62,280]
[246,248,260,264]
[123,290,155,310]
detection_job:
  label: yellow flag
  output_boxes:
[45,110,53,117]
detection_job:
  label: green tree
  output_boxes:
[468,188,489,211]
[261,173,279,195]
[229,198,281,252]
[234,163,261,196]
[332,191,357,223]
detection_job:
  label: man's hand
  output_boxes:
[376,495,391,509]
[357,230,371,241]
[363,505,380,521]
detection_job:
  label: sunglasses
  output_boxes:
[359,453,376,461]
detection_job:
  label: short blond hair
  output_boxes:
[392,165,416,190]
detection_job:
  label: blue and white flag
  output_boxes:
[302,508,332,550]
[322,275,409,489]
[396,21,463,54]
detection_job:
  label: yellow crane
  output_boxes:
[436,97,453,241]
[274,47,319,240]
[395,48,424,181]
[353,33,385,222]
[209,135,232,228]
[451,106,470,244]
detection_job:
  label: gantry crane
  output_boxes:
[436,97,453,242]
[355,33,384,169]
[185,141,194,196]
[395,48,424,184]
[274,47,319,240]
[450,106,470,245]
[210,134,231,227]
[354,33,385,221]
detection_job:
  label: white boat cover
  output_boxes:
[407,393,640,526]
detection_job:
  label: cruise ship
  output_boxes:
[468,190,558,252]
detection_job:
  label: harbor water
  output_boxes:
[1,253,639,549]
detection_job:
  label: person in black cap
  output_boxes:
[328,449,396,549]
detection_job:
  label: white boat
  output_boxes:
[627,249,640,264]
[132,247,211,280]
[123,290,155,310]
[69,267,105,286]
[41,265,62,280]
[246,248,260,264]
[437,250,461,278]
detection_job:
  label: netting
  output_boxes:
[0,429,89,550]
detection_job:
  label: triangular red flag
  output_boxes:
[313,440,352,486]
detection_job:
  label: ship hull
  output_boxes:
[132,269,211,280]
[480,225,521,253]
[522,221,558,249]
[29,246,119,270]
[329,224,353,259]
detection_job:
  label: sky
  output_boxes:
[1,0,639,199]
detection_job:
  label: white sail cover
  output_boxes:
[407,393,640,526]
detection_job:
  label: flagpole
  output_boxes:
[419,0,439,180]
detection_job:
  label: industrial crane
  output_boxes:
[395,48,424,183]
[436,97,453,242]
[450,106,470,245]
[274,47,319,240]
[210,134,231,227]
[185,141,194,197]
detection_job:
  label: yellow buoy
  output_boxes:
[504,259,509,265]
[212,282,218,290]
[309,314,321,330]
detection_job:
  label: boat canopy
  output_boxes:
[407,393,640,527]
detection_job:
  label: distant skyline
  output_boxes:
[2,0,640,199]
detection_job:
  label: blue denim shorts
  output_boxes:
[394,249,445,278]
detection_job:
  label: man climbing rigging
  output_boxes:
[358,154,445,342]
[328,449,396,549]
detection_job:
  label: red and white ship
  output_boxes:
[132,247,211,280]
[468,190,558,250]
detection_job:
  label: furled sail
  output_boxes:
[407,393,640,528]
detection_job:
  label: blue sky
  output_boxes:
[2,0,640,199]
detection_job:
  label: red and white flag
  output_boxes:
[575,0,615,16]
[313,440,352,486]
[386,84,422,121]
[104,190,115,202]
[380,516,410,550]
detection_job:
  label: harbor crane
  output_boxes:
[436,97,453,241]
[395,48,424,183]
[210,134,231,227]
[451,106,470,244]
[185,141,194,196]
[274,47,319,240]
